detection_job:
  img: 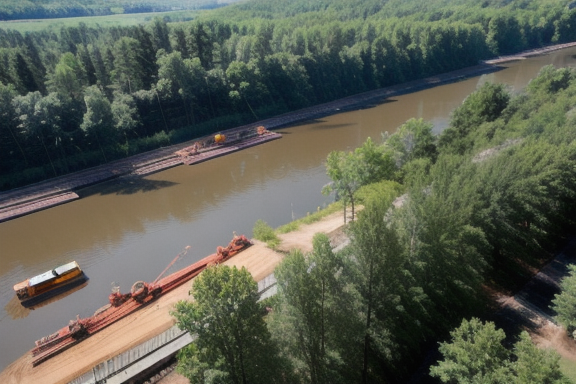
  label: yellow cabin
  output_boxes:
[13,261,84,301]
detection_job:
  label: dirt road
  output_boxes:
[494,239,576,363]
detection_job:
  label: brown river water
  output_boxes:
[2,47,576,372]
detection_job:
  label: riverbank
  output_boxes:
[2,42,576,224]
[0,210,348,384]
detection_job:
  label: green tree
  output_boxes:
[439,82,510,154]
[348,196,406,383]
[486,15,526,56]
[552,264,576,335]
[0,82,27,170]
[189,22,214,69]
[403,155,488,325]
[111,37,145,93]
[12,91,59,175]
[511,331,570,384]
[80,85,115,161]
[22,34,46,92]
[269,233,345,384]
[111,91,139,149]
[150,17,172,53]
[15,52,40,94]
[76,44,97,86]
[34,92,70,173]
[156,51,207,125]
[261,52,313,110]
[323,137,395,223]
[226,60,266,119]
[173,265,288,384]
[385,117,437,167]
[323,150,360,224]
[527,65,574,96]
[251,22,274,61]
[430,318,513,383]
[172,26,190,59]
[431,318,569,384]
[47,52,87,100]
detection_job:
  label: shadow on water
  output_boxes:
[4,281,90,320]
[312,123,356,130]
[282,118,325,128]
[78,177,178,197]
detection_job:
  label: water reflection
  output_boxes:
[4,281,89,320]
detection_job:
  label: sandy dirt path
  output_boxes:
[275,210,349,254]
[493,241,576,365]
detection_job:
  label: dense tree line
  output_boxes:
[175,65,576,383]
[2,0,576,190]
[0,0,237,21]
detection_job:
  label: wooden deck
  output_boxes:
[181,132,282,166]
[0,192,80,223]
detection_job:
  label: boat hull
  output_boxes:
[20,273,89,308]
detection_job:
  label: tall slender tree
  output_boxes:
[80,85,115,161]
[270,233,345,384]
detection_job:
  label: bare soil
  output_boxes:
[493,241,576,364]
[275,210,350,254]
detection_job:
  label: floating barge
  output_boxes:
[0,127,281,223]
[133,126,282,175]
[13,261,88,308]
[30,235,252,367]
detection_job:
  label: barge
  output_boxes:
[13,261,88,308]
[30,234,252,367]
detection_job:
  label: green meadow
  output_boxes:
[0,10,198,32]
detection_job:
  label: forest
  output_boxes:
[1,0,576,191]
[174,65,576,384]
[0,0,240,21]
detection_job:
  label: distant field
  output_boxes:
[0,10,199,32]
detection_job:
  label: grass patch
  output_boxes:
[559,355,576,383]
[252,203,343,249]
[253,219,280,249]
[0,10,199,33]
[276,202,342,234]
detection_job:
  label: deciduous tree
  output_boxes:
[173,265,289,384]
[80,85,115,161]
[430,318,513,383]
[269,233,345,384]
[323,137,395,222]
[348,196,406,383]
[552,264,576,335]
[431,318,569,384]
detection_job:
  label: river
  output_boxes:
[2,47,576,372]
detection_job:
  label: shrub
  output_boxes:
[252,219,280,249]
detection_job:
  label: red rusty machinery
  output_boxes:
[31,235,252,366]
